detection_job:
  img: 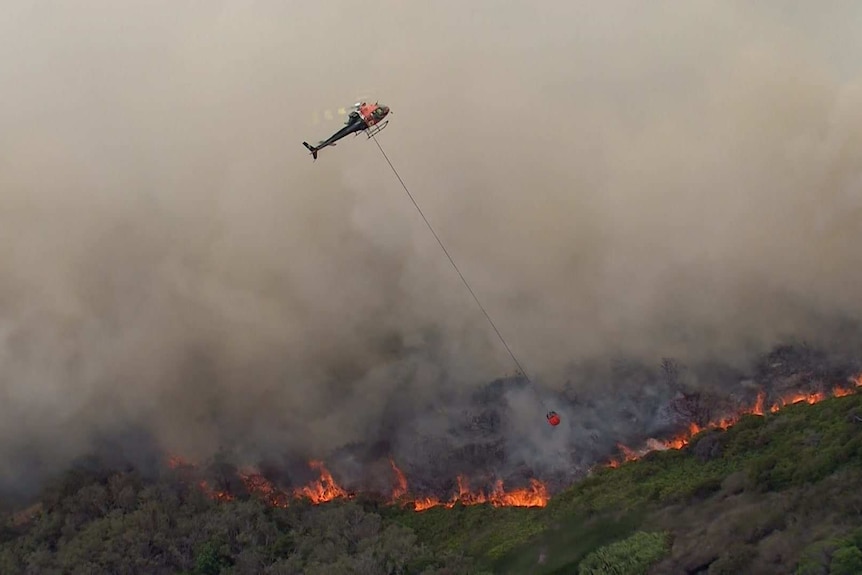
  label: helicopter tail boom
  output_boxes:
[302,141,318,160]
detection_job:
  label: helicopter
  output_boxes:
[302,101,390,160]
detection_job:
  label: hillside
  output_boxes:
[2,392,862,574]
[392,391,862,574]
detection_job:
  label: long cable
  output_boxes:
[371,135,543,402]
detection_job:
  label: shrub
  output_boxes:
[577,531,670,575]
[830,545,862,575]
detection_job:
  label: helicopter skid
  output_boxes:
[365,120,388,138]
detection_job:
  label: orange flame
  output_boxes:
[175,375,862,511]
[198,480,234,502]
[387,459,548,510]
[293,460,349,504]
[832,375,862,398]
[489,478,549,508]
[239,472,291,508]
[170,453,550,512]
[607,443,641,468]
[768,391,827,413]
[606,379,861,468]
[405,475,548,511]
[389,458,408,500]
[749,390,766,416]
[413,497,441,512]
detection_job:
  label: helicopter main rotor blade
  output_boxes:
[310,92,373,125]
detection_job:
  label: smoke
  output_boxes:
[1,1,861,497]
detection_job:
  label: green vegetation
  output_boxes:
[2,393,862,574]
[796,528,862,575]
[577,531,671,575]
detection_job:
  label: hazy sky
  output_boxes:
[1,1,861,491]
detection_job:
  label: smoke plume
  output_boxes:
[1,1,861,498]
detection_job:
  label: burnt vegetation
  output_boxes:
[2,345,862,574]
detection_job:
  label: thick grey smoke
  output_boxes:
[1,1,861,495]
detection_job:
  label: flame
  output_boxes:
[171,375,861,512]
[389,458,408,500]
[749,390,766,416]
[768,391,827,413]
[198,480,234,502]
[167,453,549,512]
[166,458,351,507]
[831,375,861,398]
[607,443,641,468]
[606,378,862,467]
[387,459,547,510]
[406,475,548,510]
[293,460,349,504]
[454,475,485,506]
[413,497,441,512]
[489,478,549,508]
[239,472,291,508]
